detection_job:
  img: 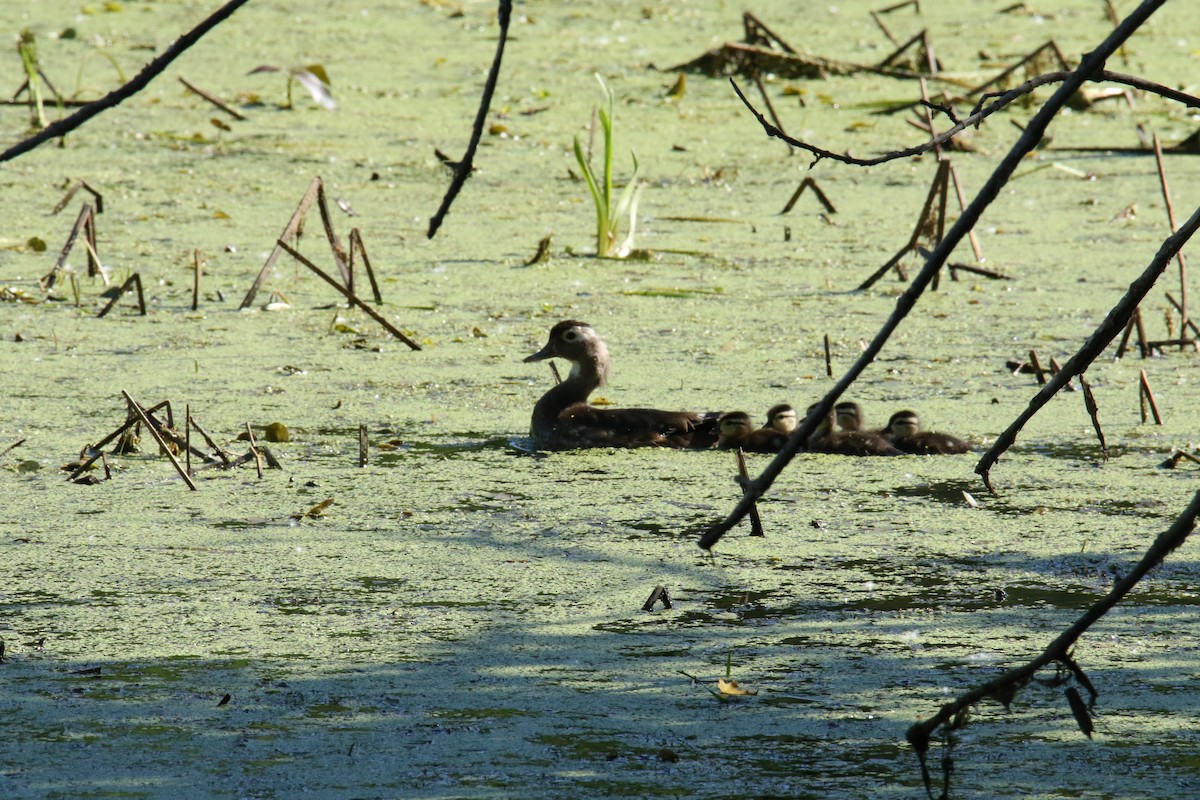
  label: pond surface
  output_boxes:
[2,1,1200,798]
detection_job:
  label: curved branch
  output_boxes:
[427,0,513,239]
[0,0,252,165]
[907,489,1200,796]
[700,0,1170,550]
[732,67,1199,169]
[974,203,1200,491]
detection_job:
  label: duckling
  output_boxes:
[716,411,753,450]
[524,320,718,450]
[884,410,971,455]
[807,403,904,456]
[717,411,788,453]
[764,403,798,435]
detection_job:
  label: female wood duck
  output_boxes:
[524,320,719,450]
[717,411,788,453]
[884,410,971,455]
[807,402,903,456]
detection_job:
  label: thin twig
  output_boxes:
[731,67,1197,169]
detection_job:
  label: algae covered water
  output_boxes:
[2,1,1200,797]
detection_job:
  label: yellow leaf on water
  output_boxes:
[716,678,757,697]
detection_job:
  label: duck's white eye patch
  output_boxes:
[563,330,580,341]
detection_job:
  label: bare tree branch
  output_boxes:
[731,67,1198,169]
[427,0,513,239]
[975,203,1200,491]
[700,0,1171,550]
[0,0,252,165]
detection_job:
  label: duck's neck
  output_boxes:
[531,340,610,429]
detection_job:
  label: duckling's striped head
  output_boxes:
[886,410,921,439]
[765,403,798,434]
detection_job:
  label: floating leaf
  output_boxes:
[716,678,757,697]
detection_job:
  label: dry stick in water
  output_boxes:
[1153,134,1189,341]
[780,177,837,215]
[1134,306,1150,357]
[1028,349,1047,384]
[178,76,246,121]
[701,0,1172,550]
[909,489,1200,798]
[244,423,263,479]
[1078,374,1107,459]
[857,160,950,290]
[239,177,322,309]
[823,334,833,377]
[358,424,368,468]
[1166,292,1200,340]
[275,240,422,350]
[349,229,383,304]
[427,0,512,238]
[192,249,201,311]
[1049,356,1076,391]
[734,449,765,537]
[97,273,146,318]
[1139,369,1163,424]
[122,391,197,490]
[52,179,104,215]
[976,204,1200,491]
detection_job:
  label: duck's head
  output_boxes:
[886,410,921,439]
[718,411,753,440]
[835,401,864,432]
[765,403,798,434]
[525,320,610,385]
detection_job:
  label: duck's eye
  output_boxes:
[562,330,580,342]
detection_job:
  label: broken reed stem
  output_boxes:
[358,424,368,467]
[189,416,231,467]
[1049,357,1076,391]
[177,75,246,120]
[185,403,192,476]
[1139,369,1163,424]
[977,199,1200,492]
[752,72,789,147]
[349,228,383,304]
[244,422,263,478]
[735,449,765,537]
[122,390,197,490]
[1166,292,1200,339]
[702,1,1173,548]
[240,177,322,309]
[192,249,201,311]
[275,239,422,350]
[823,334,833,377]
[907,488,1200,796]
[1153,133,1189,341]
[96,273,146,318]
[1078,374,1107,459]
[1,439,25,458]
[947,161,983,261]
[779,177,837,215]
[1028,349,1047,384]
[1134,306,1150,357]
